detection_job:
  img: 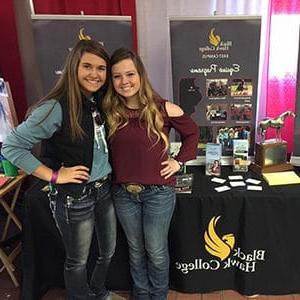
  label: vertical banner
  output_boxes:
[291,28,300,165]
[170,16,261,162]
[31,15,132,95]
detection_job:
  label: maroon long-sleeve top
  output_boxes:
[109,99,199,186]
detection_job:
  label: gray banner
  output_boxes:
[170,16,261,157]
[32,15,132,95]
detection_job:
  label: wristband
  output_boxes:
[50,170,59,184]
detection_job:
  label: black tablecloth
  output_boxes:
[21,167,300,299]
[169,166,300,295]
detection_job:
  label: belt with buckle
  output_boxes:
[123,183,145,194]
[91,176,108,189]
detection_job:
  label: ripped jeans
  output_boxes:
[49,180,116,300]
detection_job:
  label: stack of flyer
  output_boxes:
[205,143,222,176]
[233,139,249,172]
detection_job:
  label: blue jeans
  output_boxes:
[113,184,175,300]
[49,180,116,300]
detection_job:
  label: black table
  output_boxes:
[21,167,300,299]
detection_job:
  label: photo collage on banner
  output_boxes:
[32,15,132,95]
[170,17,261,159]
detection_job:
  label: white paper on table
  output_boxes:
[229,181,246,187]
[247,185,263,191]
[245,178,261,185]
[228,175,243,180]
[215,185,231,192]
[211,177,226,184]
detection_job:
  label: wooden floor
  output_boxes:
[41,289,300,300]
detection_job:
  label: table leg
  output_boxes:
[1,183,22,241]
[0,248,19,287]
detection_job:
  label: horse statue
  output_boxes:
[258,110,296,142]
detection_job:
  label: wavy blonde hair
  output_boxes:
[103,48,169,151]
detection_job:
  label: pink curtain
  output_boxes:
[265,0,300,152]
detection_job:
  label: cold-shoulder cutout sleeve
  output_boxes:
[165,101,184,117]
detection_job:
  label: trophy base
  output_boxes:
[252,140,291,175]
[250,162,294,174]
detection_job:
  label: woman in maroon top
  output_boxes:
[103,48,199,300]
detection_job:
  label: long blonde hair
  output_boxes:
[31,40,109,140]
[103,48,169,151]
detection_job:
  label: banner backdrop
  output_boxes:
[31,15,132,95]
[170,16,261,161]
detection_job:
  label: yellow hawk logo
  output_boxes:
[78,28,91,41]
[204,216,235,261]
[208,28,221,47]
